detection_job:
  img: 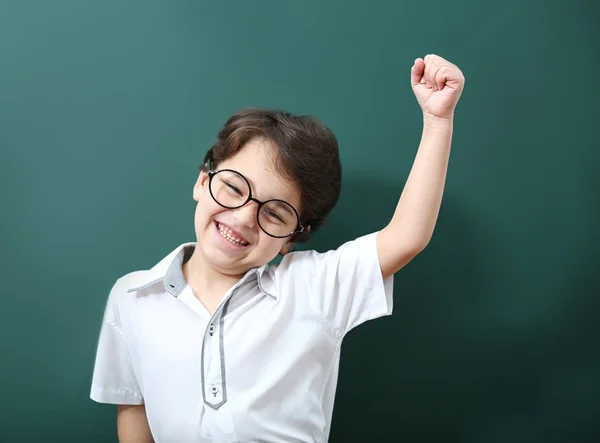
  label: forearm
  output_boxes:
[388,114,453,251]
[376,54,463,278]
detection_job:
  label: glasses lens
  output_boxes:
[258,200,299,238]
[210,170,250,208]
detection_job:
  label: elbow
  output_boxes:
[377,227,432,277]
[380,244,424,279]
[413,236,431,255]
[403,242,426,264]
[403,234,431,257]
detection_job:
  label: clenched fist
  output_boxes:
[411,54,465,120]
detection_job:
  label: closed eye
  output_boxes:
[225,182,243,195]
[264,209,285,224]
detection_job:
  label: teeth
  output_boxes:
[217,223,248,246]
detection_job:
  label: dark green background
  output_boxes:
[1,1,598,442]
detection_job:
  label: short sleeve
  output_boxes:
[90,279,143,405]
[297,232,394,335]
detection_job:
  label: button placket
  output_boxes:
[203,313,223,407]
[207,381,222,403]
[202,297,234,410]
[200,275,254,410]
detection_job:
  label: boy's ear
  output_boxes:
[279,225,310,256]
[193,168,209,201]
[279,241,294,255]
[279,241,295,256]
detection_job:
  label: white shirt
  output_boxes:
[90,232,393,442]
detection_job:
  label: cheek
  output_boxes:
[254,234,287,255]
[194,196,221,227]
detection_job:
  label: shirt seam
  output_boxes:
[319,334,343,401]
[304,270,343,339]
[92,384,142,398]
[104,316,143,399]
[305,266,345,417]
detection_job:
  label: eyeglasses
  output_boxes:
[207,168,304,239]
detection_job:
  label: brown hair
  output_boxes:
[203,108,342,243]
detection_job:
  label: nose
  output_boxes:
[232,200,258,228]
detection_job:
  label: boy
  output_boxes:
[90,54,465,442]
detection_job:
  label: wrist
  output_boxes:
[422,113,454,139]
[423,112,454,128]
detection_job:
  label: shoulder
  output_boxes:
[280,232,378,266]
[111,271,148,295]
[105,242,194,304]
[101,270,149,323]
[267,232,379,280]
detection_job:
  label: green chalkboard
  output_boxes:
[1,1,598,442]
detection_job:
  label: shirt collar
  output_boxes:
[125,243,276,299]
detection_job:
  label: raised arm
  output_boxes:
[377,54,465,279]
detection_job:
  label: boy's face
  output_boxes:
[192,137,302,277]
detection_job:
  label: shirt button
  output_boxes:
[208,324,216,335]
[210,384,220,396]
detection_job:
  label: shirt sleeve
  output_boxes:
[295,231,394,335]
[90,277,143,405]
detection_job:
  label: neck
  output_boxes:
[182,249,243,309]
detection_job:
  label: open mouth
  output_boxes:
[215,221,250,247]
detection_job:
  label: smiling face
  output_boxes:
[191,137,302,277]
